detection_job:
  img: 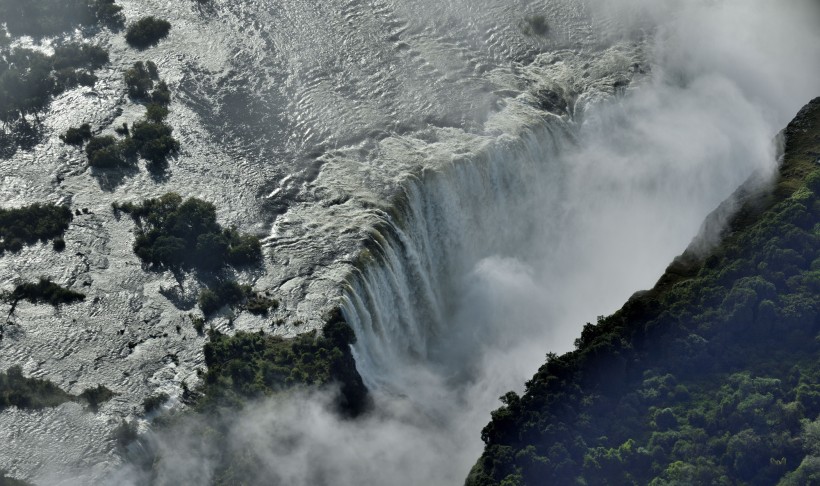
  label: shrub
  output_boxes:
[79,385,116,411]
[0,365,73,410]
[523,15,549,36]
[124,61,158,99]
[8,278,86,306]
[145,103,169,122]
[60,123,92,146]
[199,280,249,316]
[52,237,66,251]
[0,203,72,254]
[245,293,278,316]
[151,80,171,105]
[125,17,171,48]
[143,392,169,413]
[116,193,262,271]
[1,43,109,132]
[0,469,33,486]
[85,135,126,168]
[130,119,179,164]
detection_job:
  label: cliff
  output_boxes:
[467,97,820,485]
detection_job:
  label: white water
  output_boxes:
[124,2,820,484]
[2,0,819,484]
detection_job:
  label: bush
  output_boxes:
[8,278,86,306]
[145,103,169,122]
[151,80,171,105]
[143,392,169,413]
[0,365,73,410]
[79,385,115,412]
[199,280,249,316]
[0,470,33,486]
[60,123,92,146]
[125,17,171,48]
[523,15,549,36]
[124,61,158,99]
[130,119,179,164]
[1,43,109,130]
[85,135,126,168]
[0,203,72,254]
[116,193,262,271]
[52,236,66,251]
[245,293,278,316]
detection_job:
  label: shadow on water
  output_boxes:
[0,122,45,160]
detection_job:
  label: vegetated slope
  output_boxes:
[467,97,820,486]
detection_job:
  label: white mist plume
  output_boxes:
[116,1,820,485]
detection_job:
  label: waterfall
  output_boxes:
[341,116,575,392]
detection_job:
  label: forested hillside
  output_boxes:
[467,98,820,485]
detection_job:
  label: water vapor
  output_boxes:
[115,1,820,484]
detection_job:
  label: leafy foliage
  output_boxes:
[123,61,159,100]
[199,309,367,414]
[0,43,108,128]
[143,392,170,413]
[468,98,820,485]
[0,365,73,410]
[60,123,92,146]
[125,17,171,49]
[114,193,262,271]
[0,203,72,254]
[77,63,177,169]
[78,385,116,412]
[7,278,85,306]
[198,282,278,317]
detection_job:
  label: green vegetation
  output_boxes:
[74,63,177,170]
[85,134,126,168]
[245,292,278,316]
[198,281,248,316]
[79,385,116,412]
[130,117,179,165]
[114,193,262,271]
[468,98,820,485]
[1,43,109,129]
[0,365,73,410]
[125,17,171,49]
[522,15,549,37]
[190,314,206,334]
[60,123,92,146]
[0,203,72,254]
[0,0,124,38]
[124,61,159,100]
[199,309,367,414]
[6,278,85,306]
[143,392,169,413]
[197,282,277,317]
[119,310,368,484]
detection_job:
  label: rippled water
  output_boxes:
[0,0,666,482]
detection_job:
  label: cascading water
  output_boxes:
[343,118,576,393]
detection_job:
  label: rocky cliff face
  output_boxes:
[467,98,820,485]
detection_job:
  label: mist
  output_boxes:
[112,1,820,485]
